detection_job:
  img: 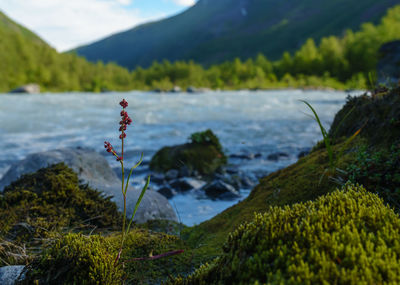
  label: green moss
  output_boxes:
[182,139,359,256]
[22,228,205,284]
[0,163,122,265]
[347,143,400,211]
[107,229,202,284]
[173,185,400,284]
[21,233,124,284]
[329,87,400,147]
[150,129,227,176]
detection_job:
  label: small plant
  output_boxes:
[104,99,150,263]
[301,100,362,182]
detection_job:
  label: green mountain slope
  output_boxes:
[0,11,135,92]
[74,0,400,69]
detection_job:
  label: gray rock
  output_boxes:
[0,148,177,223]
[151,172,166,185]
[165,169,179,181]
[225,165,239,174]
[202,180,240,199]
[0,147,120,192]
[157,186,176,199]
[267,152,289,161]
[0,266,25,285]
[98,184,178,223]
[297,149,311,158]
[169,178,206,192]
[178,165,191,177]
[229,153,255,160]
[377,41,400,85]
[9,84,40,94]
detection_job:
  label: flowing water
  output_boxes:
[0,89,361,225]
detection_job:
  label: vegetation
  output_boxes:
[0,11,136,92]
[150,129,227,176]
[2,5,400,92]
[21,233,124,284]
[0,163,122,266]
[172,185,400,284]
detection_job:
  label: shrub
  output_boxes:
[172,184,400,284]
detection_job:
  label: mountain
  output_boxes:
[0,11,135,92]
[74,0,400,69]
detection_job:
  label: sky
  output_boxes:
[0,0,196,51]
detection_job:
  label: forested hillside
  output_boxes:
[75,0,400,69]
[0,11,135,92]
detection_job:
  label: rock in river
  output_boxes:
[202,180,240,200]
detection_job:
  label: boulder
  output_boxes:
[229,153,255,160]
[267,152,289,161]
[165,169,179,181]
[0,148,177,223]
[297,148,311,158]
[169,178,206,192]
[9,84,40,94]
[202,180,240,200]
[377,41,400,85]
[99,184,178,223]
[157,186,176,199]
[150,129,227,176]
[0,147,120,191]
[0,266,25,285]
[150,172,166,185]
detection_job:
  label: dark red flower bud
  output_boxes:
[120,111,127,117]
[117,156,123,161]
[119,125,127,131]
[119,133,126,139]
[126,117,133,125]
[120,99,128,108]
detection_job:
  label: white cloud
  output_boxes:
[0,0,163,51]
[172,0,195,7]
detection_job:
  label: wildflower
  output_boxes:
[104,141,113,153]
[120,99,128,108]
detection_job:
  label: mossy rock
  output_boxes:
[329,86,400,147]
[0,163,122,257]
[172,185,400,284]
[21,233,124,284]
[150,129,227,176]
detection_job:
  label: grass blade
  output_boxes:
[301,100,334,169]
[125,175,150,235]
